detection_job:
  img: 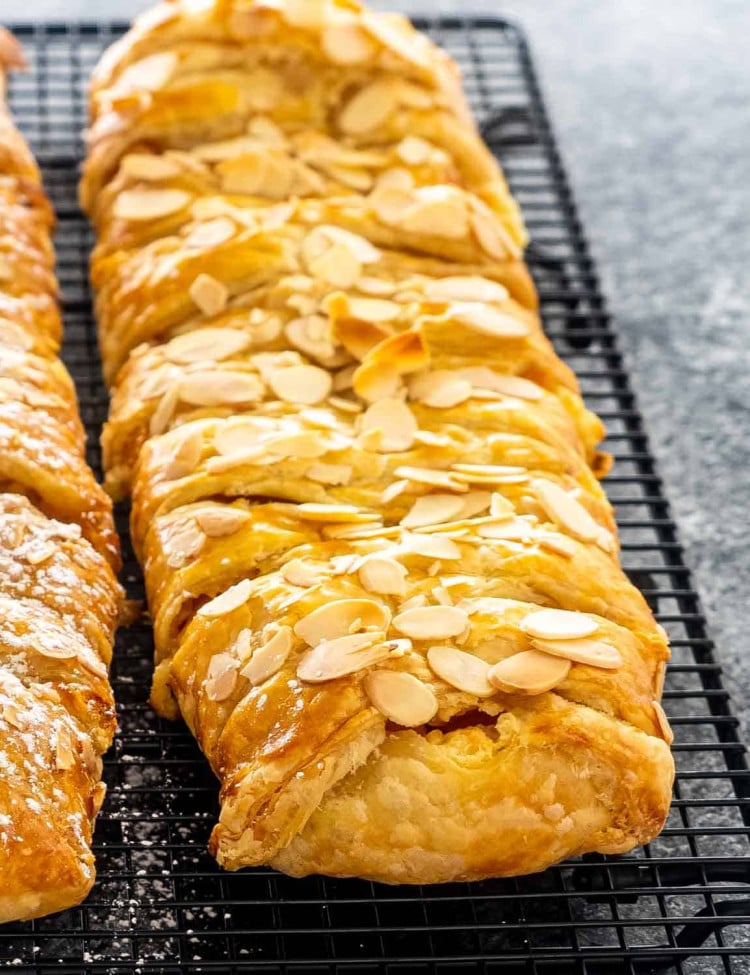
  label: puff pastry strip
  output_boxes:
[0,31,121,922]
[83,0,674,883]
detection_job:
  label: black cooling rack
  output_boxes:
[1,16,749,975]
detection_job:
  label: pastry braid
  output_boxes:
[82,0,674,883]
[0,29,121,923]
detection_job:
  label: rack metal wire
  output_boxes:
[1,16,749,975]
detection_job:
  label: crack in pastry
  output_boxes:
[81,0,673,883]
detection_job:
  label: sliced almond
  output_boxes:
[401,187,469,239]
[488,650,570,695]
[393,466,468,493]
[427,645,494,697]
[282,559,324,588]
[35,641,78,660]
[162,516,206,568]
[305,462,352,485]
[294,598,391,646]
[470,206,517,260]
[296,503,378,523]
[427,276,510,304]
[395,135,433,165]
[297,632,389,682]
[346,297,401,323]
[381,479,409,504]
[163,425,204,480]
[401,494,466,530]
[653,700,674,744]
[179,370,264,406]
[409,370,472,409]
[113,188,191,222]
[359,398,417,453]
[285,315,336,362]
[392,605,468,640]
[189,273,229,317]
[358,556,408,597]
[115,50,177,93]
[194,506,251,538]
[490,493,515,517]
[477,518,533,541]
[322,21,376,64]
[533,479,604,544]
[532,637,622,670]
[240,625,293,685]
[267,364,332,405]
[537,533,577,558]
[212,417,270,456]
[205,653,239,702]
[121,152,182,181]
[165,327,251,364]
[339,79,399,135]
[452,303,531,338]
[520,608,599,641]
[364,670,438,726]
[198,578,252,619]
[400,533,462,561]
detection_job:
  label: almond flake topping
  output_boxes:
[401,494,466,530]
[393,605,468,641]
[365,670,438,727]
[537,533,577,558]
[113,187,191,222]
[296,503,379,523]
[166,327,251,365]
[359,398,417,453]
[396,136,433,165]
[531,637,622,669]
[240,626,293,685]
[427,645,494,697]
[346,297,401,323]
[294,598,391,646]
[305,462,353,485]
[488,650,570,695]
[189,273,229,316]
[533,479,607,545]
[400,533,462,560]
[428,276,510,304]
[393,466,468,493]
[162,516,206,567]
[121,152,183,181]
[409,370,473,408]
[179,371,265,406]
[184,216,237,249]
[358,556,408,597]
[268,364,332,405]
[285,315,336,362]
[451,303,531,338]
[653,700,674,744]
[381,479,409,504]
[194,506,251,538]
[282,559,324,588]
[115,50,178,93]
[322,22,377,64]
[297,632,389,682]
[198,579,251,619]
[36,641,78,660]
[163,425,204,480]
[477,518,533,541]
[212,416,271,456]
[520,608,599,641]
[205,653,239,702]
[339,79,399,135]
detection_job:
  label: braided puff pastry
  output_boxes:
[83,0,674,883]
[0,31,121,922]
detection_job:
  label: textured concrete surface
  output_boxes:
[5,0,749,731]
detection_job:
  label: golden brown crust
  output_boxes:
[84,0,673,885]
[0,32,121,922]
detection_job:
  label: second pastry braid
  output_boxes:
[82,0,673,884]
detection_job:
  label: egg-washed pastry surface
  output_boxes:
[0,29,121,923]
[83,0,674,883]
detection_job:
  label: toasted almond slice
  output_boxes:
[113,187,191,222]
[451,303,531,338]
[427,276,510,304]
[427,645,494,697]
[162,517,206,568]
[198,579,252,619]
[357,276,397,296]
[381,479,409,504]
[189,273,229,317]
[296,503,378,524]
[194,506,251,538]
[353,360,404,403]
[457,491,493,519]
[121,152,182,181]
[401,494,466,530]
[477,518,533,541]
[339,79,399,135]
[116,50,178,93]
[402,187,470,239]
[490,493,515,517]
[295,598,391,646]
[184,216,236,249]
[413,430,451,448]
[400,533,462,561]
[398,594,428,613]
[394,466,467,493]
[35,640,78,660]
[409,370,472,408]
[179,370,265,406]
[285,315,336,361]
[305,462,353,485]
[309,242,361,288]
[205,652,239,702]
[532,637,622,670]
[347,297,401,323]
[533,479,603,544]
[395,135,433,165]
[488,650,570,695]
[241,625,293,685]
[453,463,528,479]
[358,556,408,597]
[266,430,330,460]
[392,605,468,640]
[297,632,389,682]
[322,523,396,541]
[452,471,530,486]
[212,416,271,455]
[359,398,417,453]
[163,425,204,480]
[365,670,438,726]
[653,700,674,744]
[537,533,577,558]
[268,364,332,405]
[166,327,251,364]
[520,608,599,641]
[282,559,324,588]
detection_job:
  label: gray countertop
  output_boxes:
[5,0,749,730]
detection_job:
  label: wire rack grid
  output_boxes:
[1,15,749,975]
